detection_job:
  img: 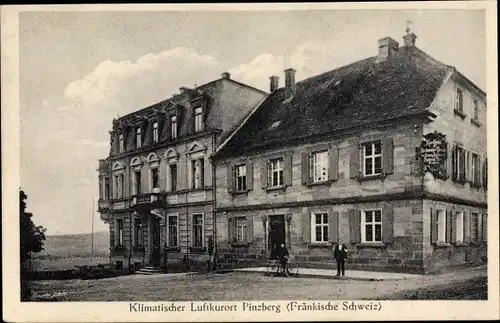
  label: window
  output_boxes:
[268,158,284,187]
[311,151,328,182]
[114,174,124,199]
[473,99,479,120]
[104,177,110,200]
[136,127,142,148]
[471,212,479,242]
[235,217,247,242]
[191,158,204,189]
[133,171,141,195]
[152,121,159,143]
[134,218,143,247]
[312,213,329,243]
[455,88,464,113]
[170,115,178,139]
[169,164,177,191]
[361,210,382,243]
[151,168,159,190]
[194,107,203,132]
[455,211,464,243]
[437,209,447,243]
[363,142,382,176]
[235,165,247,191]
[118,134,124,153]
[192,213,203,247]
[452,145,467,183]
[471,153,480,186]
[116,219,124,246]
[168,215,178,247]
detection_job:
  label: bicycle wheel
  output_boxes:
[266,261,278,276]
[285,262,299,277]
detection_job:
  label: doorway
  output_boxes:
[268,215,286,260]
[150,217,161,267]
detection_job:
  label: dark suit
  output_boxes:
[334,244,348,276]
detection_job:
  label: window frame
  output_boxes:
[118,133,125,153]
[191,213,204,248]
[150,167,159,191]
[116,219,124,246]
[311,212,329,243]
[194,107,204,132]
[152,121,159,143]
[133,217,144,248]
[191,158,205,189]
[436,209,447,243]
[114,173,124,199]
[361,209,383,243]
[234,216,247,243]
[133,171,142,195]
[104,177,110,200]
[168,163,178,192]
[472,98,479,121]
[470,212,479,243]
[455,87,464,113]
[268,157,284,188]
[170,115,177,139]
[362,141,383,177]
[311,150,329,183]
[455,211,464,243]
[235,164,247,192]
[136,127,142,148]
[471,153,480,186]
[167,214,179,247]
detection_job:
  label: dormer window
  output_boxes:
[152,121,159,143]
[194,107,203,132]
[118,133,124,153]
[170,115,177,139]
[136,127,142,148]
[455,88,464,113]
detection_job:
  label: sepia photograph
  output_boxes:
[2,2,498,322]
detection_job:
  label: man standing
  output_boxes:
[334,239,348,277]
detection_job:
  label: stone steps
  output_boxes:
[135,266,164,275]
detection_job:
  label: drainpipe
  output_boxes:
[211,132,217,271]
[128,159,132,271]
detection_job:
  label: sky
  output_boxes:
[18,8,486,235]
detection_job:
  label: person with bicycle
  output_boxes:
[275,243,289,273]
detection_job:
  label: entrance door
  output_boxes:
[268,215,286,260]
[150,217,161,267]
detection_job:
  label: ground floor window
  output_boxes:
[471,212,479,242]
[116,219,124,246]
[235,217,247,242]
[437,209,447,243]
[192,213,204,247]
[311,212,328,243]
[168,215,179,247]
[361,210,382,243]
[455,211,464,243]
[134,217,144,247]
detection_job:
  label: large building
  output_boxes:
[97,73,267,269]
[212,31,487,274]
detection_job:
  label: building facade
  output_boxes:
[212,32,487,274]
[97,73,267,269]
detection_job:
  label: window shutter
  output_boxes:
[450,211,457,244]
[227,162,234,193]
[463,211,470,242]
[246,160,254,191]
[430,208,438,244]
[451,145,458,181]
[382,137,394,175]
[301,212,310,243]
[477,214,483,243]
[459,149,466,182]
[284,154,293,186]
[482,213,487,242]
[482,158,488,190]
[261,160,268,189]
[349,209,361,244]
[328,211,339,243]
[349,141,360,179]
[246,214,254,243]
[446,210,453,243]
[465,151,470,182]
[382,204,394,244]
[228,216,234,243]
[328,146,339,181]
[301,152,310,185]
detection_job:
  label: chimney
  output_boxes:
[284,68,296,95]
[269,76,279,92]
[403,32,417,47]
[221,72,231,80]
[376,37,399,63]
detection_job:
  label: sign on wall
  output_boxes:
[419,131,448,179]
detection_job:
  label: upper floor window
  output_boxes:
[452,145,466,183]
[473,99,479,121]
[170,115,177,139]
[311,151,328,182]
[168,164,178,192]
[192,213,204,247]
[151,168,159,191]
[114,174,124,199]
[167,215,179,247]
[136,127,142,148]
[152,121,159,143]
[268,158,284,188]
[311,212,329,243]
[191,158,204,189]
[235,165,247,191]
[104,177,110,200]
[471,153,481,186]
[361,210,382,243]
[455,88,464,113]
[133,171,141,195]
[471,212,479,242]
[118,134,124,153]
[194,107,203,132]
[363,141,382,176]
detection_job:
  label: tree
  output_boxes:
[20,188,47,301]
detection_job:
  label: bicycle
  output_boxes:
[266,258,299,277]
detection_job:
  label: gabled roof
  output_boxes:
[214,45,453,158]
